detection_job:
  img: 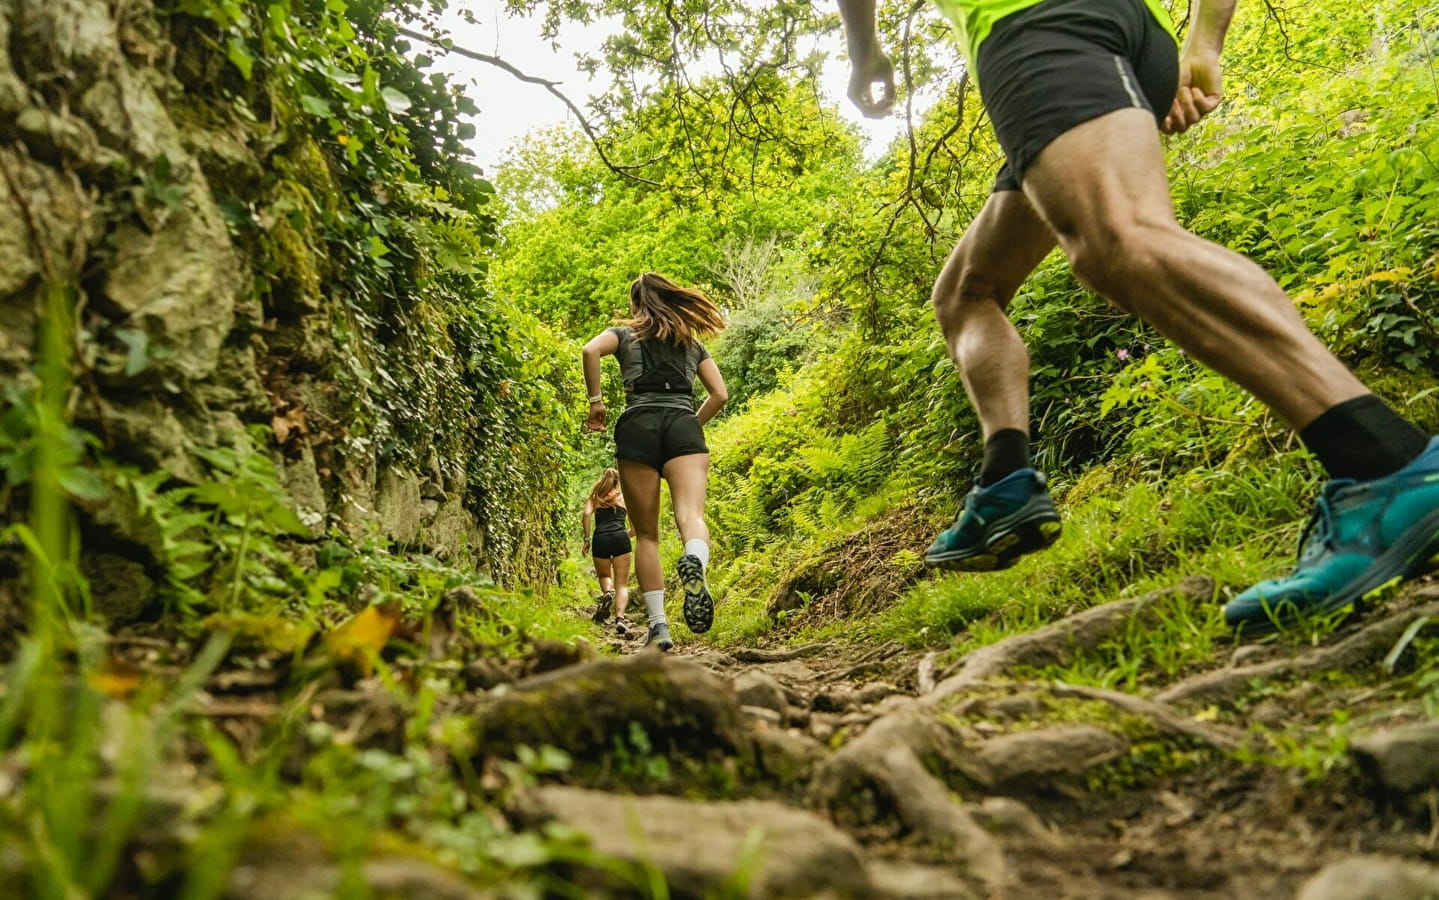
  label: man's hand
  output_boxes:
[1162,52,1223,134]
[848,47,896,118]
[585,401,606,432]
[836,0,895,118]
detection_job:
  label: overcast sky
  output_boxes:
[429,0,918,173]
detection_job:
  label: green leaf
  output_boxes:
[115,328,151,377]
[300,94,333,118]
[59,467,109,502]
[381,87,413,115]
[225,37,255,80]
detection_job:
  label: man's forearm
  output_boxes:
[836,0,881,58]
[1185,0,1238,56]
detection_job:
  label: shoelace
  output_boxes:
[1295,492,1336,562]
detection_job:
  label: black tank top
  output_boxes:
[594,504,627,534]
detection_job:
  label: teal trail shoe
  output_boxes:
[646,621,674,651]
[924,468,1062,571]
[678,554,714,634]
[1225,436,1439,635]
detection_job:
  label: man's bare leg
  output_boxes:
[925,194,1065,571]
[1021,108,1367,430]
[932,190,1057,441]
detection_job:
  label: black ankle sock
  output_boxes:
[978,428,1031,487]
[1298,394,1429,481]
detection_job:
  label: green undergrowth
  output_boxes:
[0,281,602,898]
[885,453,1324,646]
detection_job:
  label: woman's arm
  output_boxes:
[582,330,620,431]
[694,357,729,426]
[581,501,594,554]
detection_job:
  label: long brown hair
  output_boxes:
[587,468,621,508]
[623,273,726,343]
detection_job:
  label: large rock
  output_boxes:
[424,494,484,561]
[466,653,750,764]
[732,670,789,717]
[0,147,97,302]
[959,725,1130,790]
[101,194,240,384]
[513,785,876,899]
[375,466,423,545]
[279,443,329,538]
[0,5,25,117]
[1350,721,1439,796]
[1297,856,1439,900]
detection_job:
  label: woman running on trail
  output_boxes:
[582,273,729,651]
[582,468,634,634]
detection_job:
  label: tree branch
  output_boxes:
[395,26,663,185]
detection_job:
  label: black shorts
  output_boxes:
[614,406,708,472]
[977,0,1179,192]
[591,529,632,559]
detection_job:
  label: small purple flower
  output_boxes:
[1116,348,1131,361]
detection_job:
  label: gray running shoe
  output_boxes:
[677,554,713,634]
[591,590,614,624]
[646,622,673,651]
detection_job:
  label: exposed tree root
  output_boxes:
[1156,597,1439,707]
[916,651,938,694]
[730,642,833,663]
[808,705,1007,891]
[824,640,905,680]
[1044,682,1245,752]
[928,576,1216,703]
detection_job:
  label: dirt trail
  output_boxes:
[551,575,1439,899]
[74,577,1439,899]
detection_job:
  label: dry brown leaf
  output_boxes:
[271,407,309,445]
[89,659,143,699]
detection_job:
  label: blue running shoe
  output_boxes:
[924,468,1062,571]
[678,554,714,634]
[1225,436,1439,635]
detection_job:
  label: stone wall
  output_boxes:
[0,0,486,616]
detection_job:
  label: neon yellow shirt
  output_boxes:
[932,0,1178,71]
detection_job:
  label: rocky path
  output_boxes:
[525,576,1439,899]
[38,577,1439,899]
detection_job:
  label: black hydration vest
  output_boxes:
[594,504,627,533]
[631,338,695,396]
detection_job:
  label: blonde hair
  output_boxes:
[623,273,726,343]
[587,468,621,508]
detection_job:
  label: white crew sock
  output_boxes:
[683,539,710,570]
[642,589,667,626]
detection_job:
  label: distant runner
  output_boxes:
[582,468,635,635]
[582,273,730,650]
[837,0,1439,632]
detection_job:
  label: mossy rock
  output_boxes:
[467,653,751,767]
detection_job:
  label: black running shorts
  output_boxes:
[614,406,709,472]
[591,529,632,559]
[976,0,1179,191]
